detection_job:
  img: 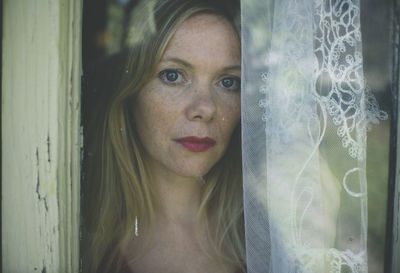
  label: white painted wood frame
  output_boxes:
[2,0,82,272]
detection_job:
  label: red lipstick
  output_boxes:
[175,136,216,152]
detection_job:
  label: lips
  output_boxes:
[175,136,216,152]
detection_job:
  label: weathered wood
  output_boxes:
[2,0,82,272]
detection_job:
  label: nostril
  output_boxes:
[186,95,217,122]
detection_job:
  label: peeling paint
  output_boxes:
[47,134,51,163]
[43,197,49,212]
[36,174,41,199]
[36,172,49,212]
[36,148,39,166]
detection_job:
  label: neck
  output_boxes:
[151,169,205,226]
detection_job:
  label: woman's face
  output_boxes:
[132,13,241,179]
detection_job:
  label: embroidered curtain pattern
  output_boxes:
[241,0,387,272]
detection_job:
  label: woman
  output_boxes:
[82,0,244,272]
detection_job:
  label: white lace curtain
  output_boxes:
[241,0,387,272]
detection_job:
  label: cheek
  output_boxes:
[223,97,241,128]
[219,103,241,142]
[133,93,177,147]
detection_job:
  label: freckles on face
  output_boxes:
[132,14,241,179]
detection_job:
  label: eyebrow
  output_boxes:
[222,65,241,72]
[161,57,193,69]
[160,57,241,72]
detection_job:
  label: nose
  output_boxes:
[185,88,217,122]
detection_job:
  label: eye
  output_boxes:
[158,69,185,84]
[219,76,240,91]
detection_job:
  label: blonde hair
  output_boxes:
[81,1,244,272]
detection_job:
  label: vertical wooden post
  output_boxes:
[1,0,82,272]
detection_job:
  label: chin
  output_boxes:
[173,161,215,179]
[177,167,211,179]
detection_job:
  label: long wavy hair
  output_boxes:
[81,1,244,272]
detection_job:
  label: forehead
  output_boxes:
[162,13,240,64]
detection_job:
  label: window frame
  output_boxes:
[1,0,82,272]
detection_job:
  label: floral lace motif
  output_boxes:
[260,0,387,161]
[257,0,387,272]
[292,247,366,273]
[313,0,387,160]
